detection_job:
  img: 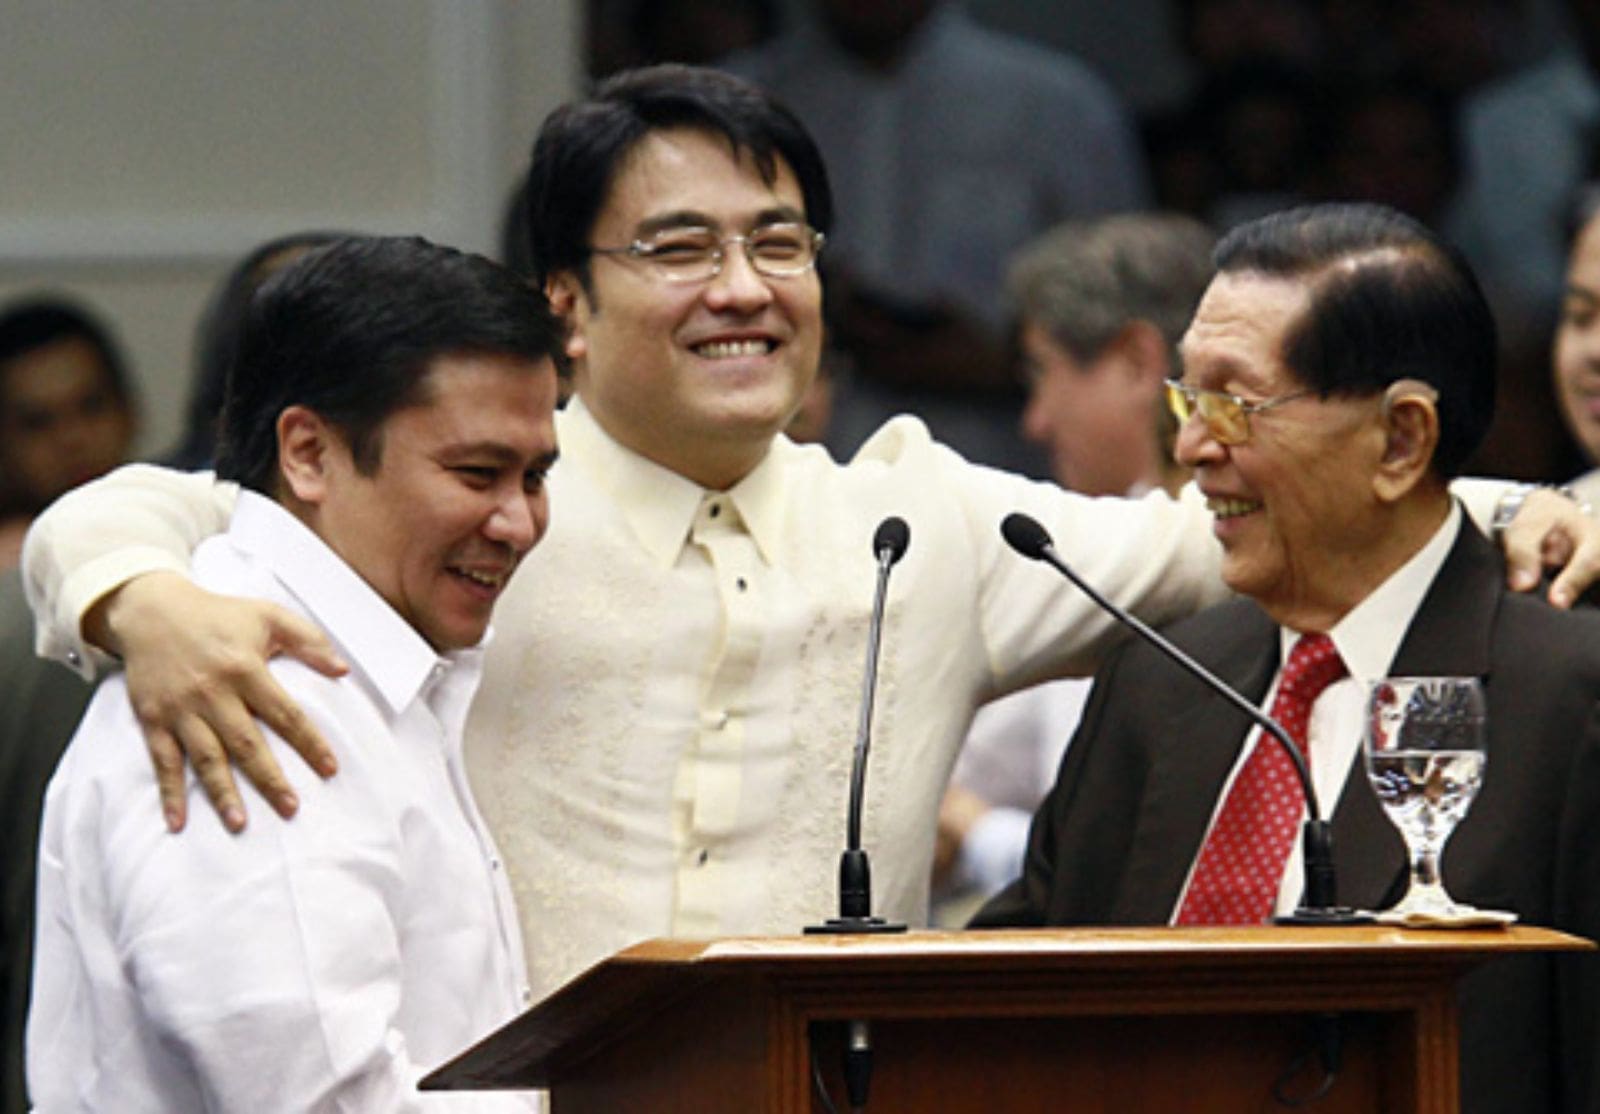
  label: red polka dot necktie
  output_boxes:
[1176,633,1348,925]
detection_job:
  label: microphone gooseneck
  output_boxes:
[806,516,910,936]
[999,511,1366,925]
[805,518,909,1114]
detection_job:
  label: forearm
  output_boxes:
[22,463,237,677]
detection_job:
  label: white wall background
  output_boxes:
[0,0,580,459]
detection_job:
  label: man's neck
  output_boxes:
[573,396,771,492]
[1264,489,1452,633]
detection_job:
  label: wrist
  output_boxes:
[1490,482,1588,542]
[83,570,185,658]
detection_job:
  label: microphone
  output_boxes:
[806,515,910,936]
[1000,512,1367,925]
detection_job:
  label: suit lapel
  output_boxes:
[1113,603,1281,921]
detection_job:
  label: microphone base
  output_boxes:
[1274,906,1375,926]
[803,916,909,935]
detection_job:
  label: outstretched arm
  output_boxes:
[21,464,345,831]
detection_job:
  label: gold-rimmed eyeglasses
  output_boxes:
[1164,378,1316,445]
[588,223,825,283]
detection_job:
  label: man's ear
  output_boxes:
[1373,382,1441,502]
[545,271,588,363]
[276,405,334,505]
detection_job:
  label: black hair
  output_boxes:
[524,63,831,290]
[1214,203,1496,477]
[215,235,561,495]
[0,297,133,412]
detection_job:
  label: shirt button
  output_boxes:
[67,649,82,667]
[736,577,748,591]
[705,709,729,730]
[709,501,722,518]
[520,986,533,1006]
[696,848,710,866]
[489,855,502,872]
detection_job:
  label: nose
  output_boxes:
[703,240,775,313]
[1172,409,1225,468]
[486,488,543,553]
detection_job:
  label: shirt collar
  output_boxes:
[558,395,789,566]
[1278,500,1461,681]
[227,491,485,718]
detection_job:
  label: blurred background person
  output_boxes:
[0,565,91,1114]
[163,232,344,471]
[0,299,138,572]
[587,0,781,76]
[724,0,1149,476]
[932,211,1215,923]
[1315,73,1464,232]
[1454,0,1600,335]
[1554,183,1600,504]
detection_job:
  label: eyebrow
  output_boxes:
[633,205,807,238]
[441,443,561,470]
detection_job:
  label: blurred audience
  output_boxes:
[1554,183,1600,503]
[0,299,138,571]
[1453,0,1600,332]
[1316,74,1463,231]
[725,0,1148,475]
[587,0,780,76]
[932,212,1215,923]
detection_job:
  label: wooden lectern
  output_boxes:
[421,925,1589,1113]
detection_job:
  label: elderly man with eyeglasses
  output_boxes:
[19,69,1600,1016]
[974,203,1600,1114]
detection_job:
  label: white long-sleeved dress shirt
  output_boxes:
[21,402,1510,1006]
[27,493,533,1112]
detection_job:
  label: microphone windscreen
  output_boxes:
[1001,512,1054,559]
[873,516,910,564]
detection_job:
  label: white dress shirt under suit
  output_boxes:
[27,493,533,1112]
[1172,503,1462,920]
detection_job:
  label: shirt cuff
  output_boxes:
[37,547,194,680]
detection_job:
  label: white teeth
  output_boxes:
[1207,497,1260,519]
[695,339,771,359]
[456,569,504,588]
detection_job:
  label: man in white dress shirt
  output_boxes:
[18,66,1600,1010]
[26,236,560,1111]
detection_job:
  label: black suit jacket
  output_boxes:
[974,520,1600,1114]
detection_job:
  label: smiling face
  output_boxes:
[1555,212,1600,465]
[1174,272,1401,628]
[288,353,560,652]
[549,126,822,490]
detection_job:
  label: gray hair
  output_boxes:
[1006,212,1216,362]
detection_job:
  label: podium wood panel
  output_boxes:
[422,925,1589,1113]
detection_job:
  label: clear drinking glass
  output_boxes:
[1363,677,1487,919]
